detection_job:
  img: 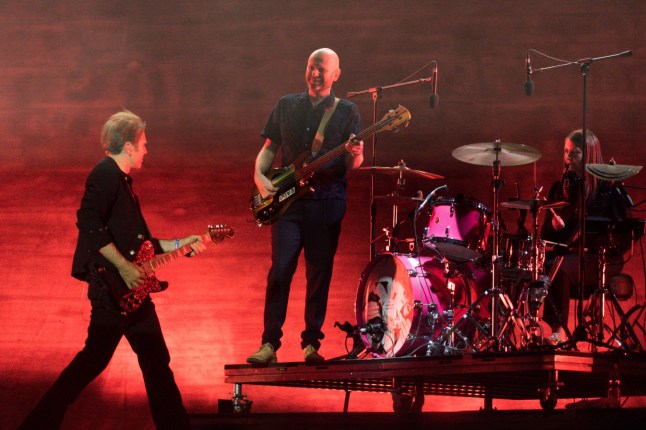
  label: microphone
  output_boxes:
[429,62,439,108]
[417,184,448,213]
[524,52,534,96]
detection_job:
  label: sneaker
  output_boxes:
[246,343,277,364]
[303,345,324,362]
[546,332,562,346]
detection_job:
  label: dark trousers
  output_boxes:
[19,281,190,430]
[262,199,345,350]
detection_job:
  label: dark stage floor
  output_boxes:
[190,409,646,430]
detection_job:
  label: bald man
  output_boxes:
[248,48,363,364]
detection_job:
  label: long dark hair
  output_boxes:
[566,129,602,202]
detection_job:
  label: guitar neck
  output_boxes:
[298,121,382,179]
[142,231,212,273]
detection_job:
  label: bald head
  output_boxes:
[305,48,341,100]
[309,48,340,69]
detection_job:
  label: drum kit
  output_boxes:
[351,141,645,358]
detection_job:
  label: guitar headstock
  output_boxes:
[207,224,235,243]
[377,105,411,132]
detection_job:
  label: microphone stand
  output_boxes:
[348,74,435,260]
[530,49,632,345]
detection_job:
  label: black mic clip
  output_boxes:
[524,51,534,96]
[417,184,448,214]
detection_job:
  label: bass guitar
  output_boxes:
[251,105,411,225]
[97,224,234,314]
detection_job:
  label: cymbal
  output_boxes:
[373,194,424,205]
[452,141,542,166]
[586,163,642,181]
[358,164,444,180]
[501,199,570,211]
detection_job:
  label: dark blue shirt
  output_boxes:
[261,90,362,200]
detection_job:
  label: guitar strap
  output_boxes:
[311,97,340,156]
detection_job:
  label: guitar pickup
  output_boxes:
[278,187,296,203]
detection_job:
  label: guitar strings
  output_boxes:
[270,114,400,191]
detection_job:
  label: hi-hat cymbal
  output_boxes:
[586,163,642,181]
[373,194,424,205]
[452,141,542,166]
[358,164,444,180]
[501,199,569,211]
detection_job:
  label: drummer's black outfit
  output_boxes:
[19,157,190,430]
[259,90,361,351]
[541,171,632,332]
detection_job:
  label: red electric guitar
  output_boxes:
[97,224,234,314]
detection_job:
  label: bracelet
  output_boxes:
[174,239,180,250]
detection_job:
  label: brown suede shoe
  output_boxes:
[303,345,324,362]
[246,343,277,364]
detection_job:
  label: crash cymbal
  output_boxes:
[452,141,542,166]
[358,161,444,180]
[586,162,642,181]
[501,199,570,211]
[373,194,424,205]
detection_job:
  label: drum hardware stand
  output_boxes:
[583,245,644,353]
[347,66,438,260]
[527,49,632,346]
[424,259,477,354]
[333,321,367,359]
[460,278,527,352]
[518,277,550,349]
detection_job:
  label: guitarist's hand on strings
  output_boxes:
[99,242,145,290]
[254,173,278,199]
[253,140,279,199]
[119,262,146,290]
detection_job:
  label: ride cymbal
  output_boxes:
[452,141,542,166]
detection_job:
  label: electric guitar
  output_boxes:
[97,224,234,314]
[251,105,411,226]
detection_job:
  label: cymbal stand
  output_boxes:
[465,282,527,352]
[347,68,437,260]
[489,143,503,345]
[385,161,407,252]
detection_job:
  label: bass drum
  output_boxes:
[355,253,481,357]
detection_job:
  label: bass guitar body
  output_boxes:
[251,153,316,226]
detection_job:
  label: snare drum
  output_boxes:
[501,233,545,274]
[424,196,489,261]
[355,253,479,357]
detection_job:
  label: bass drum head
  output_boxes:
[355,253,477,357]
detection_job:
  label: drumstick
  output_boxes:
[543,197,564,231]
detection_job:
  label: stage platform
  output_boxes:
[224,351,646,413]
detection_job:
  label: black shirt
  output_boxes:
[261,90,362,200]
[541,172,632,251]
[71,157,161,280]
